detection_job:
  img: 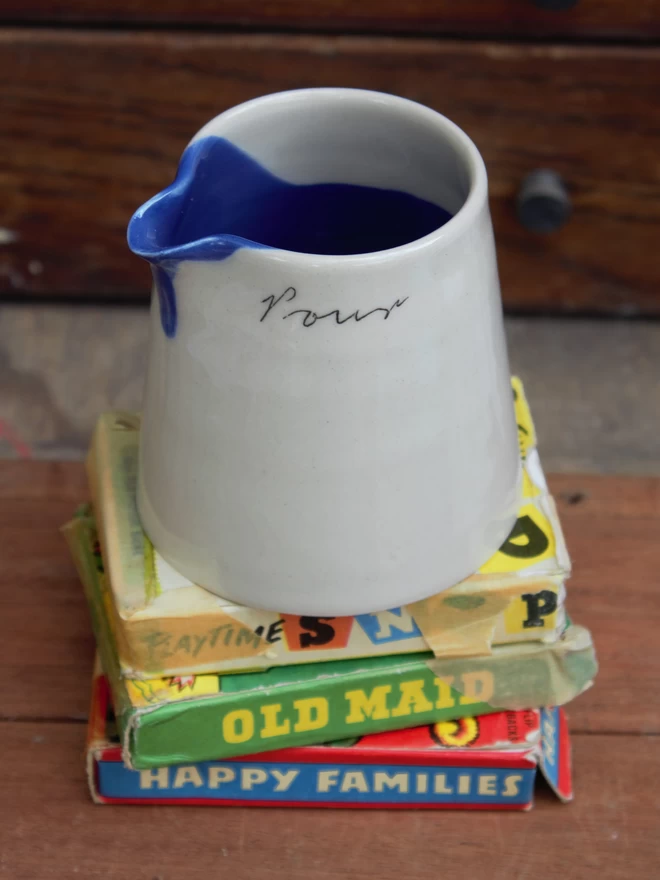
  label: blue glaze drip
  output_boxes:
[151,265,178,339]
[128,136,453,337]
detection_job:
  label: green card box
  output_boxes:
[65,513,596,771]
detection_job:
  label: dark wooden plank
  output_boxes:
[0,465,92,722]
[3,0,660,41]
[552,474,660,519]
[0,493,94,721]
[554,508,660,735]
[0,463,658,735]
[0,722,658,879]
[1,31,659,313]
[553,473,660,741]
[0,461,88,500]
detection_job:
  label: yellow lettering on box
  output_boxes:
[260,703,291,739]
[391,679,434,718]
[459,671,494,705]
[345,686,391,723]
[293,697,329,732]
[433,676,456,709]
[222,709,254,743]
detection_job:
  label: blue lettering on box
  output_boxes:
[355,608,422,644]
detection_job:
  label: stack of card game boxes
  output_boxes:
[64,378,597,810]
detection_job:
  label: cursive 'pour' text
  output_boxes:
[260,287,409,328]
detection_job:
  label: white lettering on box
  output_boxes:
[139,767,169,789]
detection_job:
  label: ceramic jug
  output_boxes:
[128,88,521,615]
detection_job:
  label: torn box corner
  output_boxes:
[538,706,573,803]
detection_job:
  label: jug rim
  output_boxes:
[130,88,488,268]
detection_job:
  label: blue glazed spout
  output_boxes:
[128,137,271,338]
[128,136,452,338]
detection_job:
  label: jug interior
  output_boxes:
[166,137,453,256]
[131,92,477,260]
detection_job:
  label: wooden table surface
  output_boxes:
[1,461,659,879]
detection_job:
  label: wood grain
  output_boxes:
[0,460,87,500]
[1,30,659,313]
[3,0,660,41]
[553,474,660,519]
[1,722,658,879]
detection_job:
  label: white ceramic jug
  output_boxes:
[129,88,521,615]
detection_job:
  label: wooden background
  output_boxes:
[3,0,660,38]
[1,2,660,313]
[1,8,660,874]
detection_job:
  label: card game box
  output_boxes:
[88,663,572,809]
[65,510,596,770]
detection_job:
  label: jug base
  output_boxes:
[137,480,518,616]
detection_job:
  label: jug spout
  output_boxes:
[128,138,270,338]
[129,139,268,261]
[127,147,193,339]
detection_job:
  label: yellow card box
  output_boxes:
[87,378,571,679]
